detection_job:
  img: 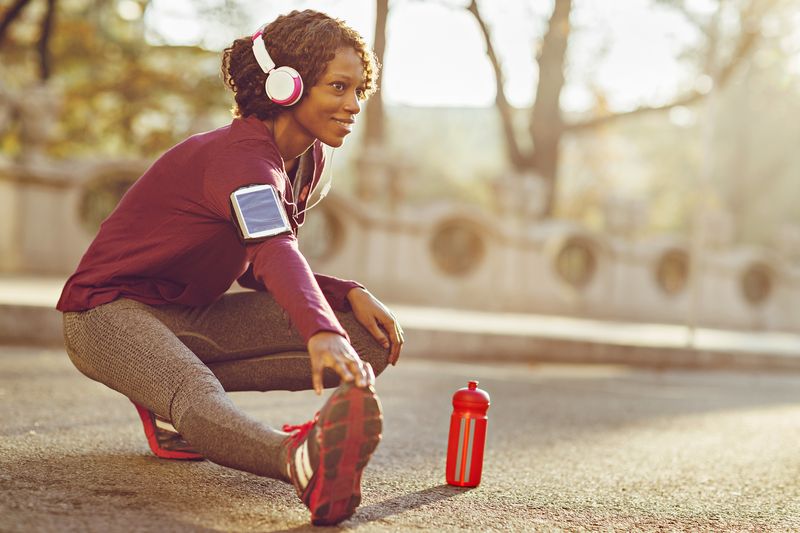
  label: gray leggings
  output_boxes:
[62,291,390,481]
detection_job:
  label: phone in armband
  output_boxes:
[230,184,292,242]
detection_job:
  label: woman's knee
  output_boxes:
[335,312,391,378]
[64,343,100,382]
[364,346,390,379]
[62,312,103,382]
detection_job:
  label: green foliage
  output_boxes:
[0,0,231,160]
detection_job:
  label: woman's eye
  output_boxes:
[356,88,366,100]
[331,82,345,91]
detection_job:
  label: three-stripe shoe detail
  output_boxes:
[282,383,383,526]
[294,438,315,490]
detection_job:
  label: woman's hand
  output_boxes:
[307,331,374,395]
[347,287,404,366]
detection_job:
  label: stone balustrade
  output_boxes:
[2,158,797,333]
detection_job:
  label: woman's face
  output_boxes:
[290,46,366,148]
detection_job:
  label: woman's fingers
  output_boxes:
[346,357,372,388]
[308,332,368,393]
[308,332,376,392]
[318,348,356,389]
[327,344,364,387]
[310,353,324,395]
[334,355,356,385]
[378,314,403,365]
[394,323,403,361]
[364,361,376,387]
[363,317,390,349]
[342,348,368,387]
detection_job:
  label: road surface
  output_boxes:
[2,346,800,531]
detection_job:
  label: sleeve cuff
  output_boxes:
[314,274,365,312]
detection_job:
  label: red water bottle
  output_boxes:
[446,380,490,487]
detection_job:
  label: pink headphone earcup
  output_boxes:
[266,66,304,106]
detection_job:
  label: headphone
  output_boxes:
[251,25,304,106]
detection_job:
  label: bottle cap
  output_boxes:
[452,380,490,413]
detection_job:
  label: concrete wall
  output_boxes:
[2,158,798,333]
[297,194,799,332]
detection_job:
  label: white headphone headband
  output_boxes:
[250,24,304,106]
[251,28,276,73]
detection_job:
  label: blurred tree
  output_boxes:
[0,0,56,81]
[0,0,230,160]
[354,0,390,202]
[706,28,800,247]
[364,0,388,148]
[0,0,33,48]
[467,0,778,218]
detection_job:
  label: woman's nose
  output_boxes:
[344,92,361,115]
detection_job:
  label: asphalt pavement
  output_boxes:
[2,346,800,532]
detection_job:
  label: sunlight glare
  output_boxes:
[141,0,717,111]
[117,0,143,21]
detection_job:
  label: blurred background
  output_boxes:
[1,0,799,334]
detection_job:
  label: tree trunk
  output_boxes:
[467,0,527,171]
[469,0,571,218]
[466,0,769,219]
[0,0,33,48]
[356,0,390,203]
[530,0,571,216]
[38,0,57,81]
[364,0,388,146]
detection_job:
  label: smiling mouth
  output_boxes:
[333,119,353,132]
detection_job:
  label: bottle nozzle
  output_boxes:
[468,380,478,390]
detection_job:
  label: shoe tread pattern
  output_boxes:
[303,384,383,526]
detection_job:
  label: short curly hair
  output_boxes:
[222,10,379,120]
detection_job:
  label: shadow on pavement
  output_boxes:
[355,483,470,522]
[269,484,471,532]
[1,450,295,532]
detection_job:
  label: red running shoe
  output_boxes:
[282,383,383,526]
[131,401,204,461]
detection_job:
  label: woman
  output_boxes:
[56,9,403,526]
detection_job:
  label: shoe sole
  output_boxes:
[306,384,383,526]
[131,402,205,461]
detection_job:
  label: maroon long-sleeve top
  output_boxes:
[56,116,361,342]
